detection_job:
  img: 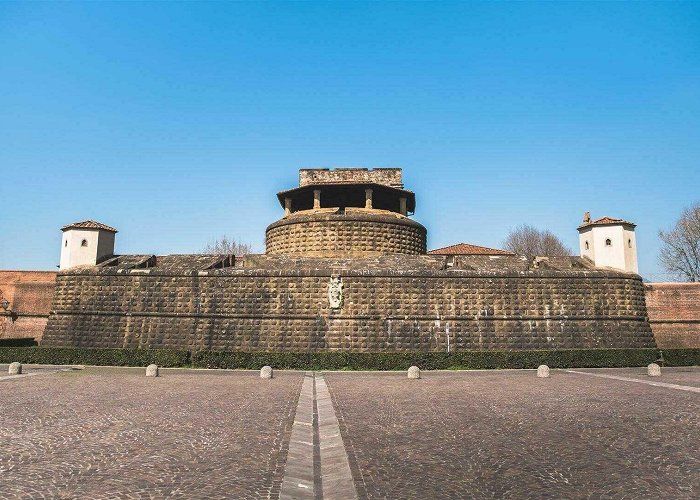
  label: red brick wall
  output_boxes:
[0,271,57,342]
[645,283,700,348]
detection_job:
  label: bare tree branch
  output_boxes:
[203,235,252,256]
[502,224,571,257]
[658,202,700,282]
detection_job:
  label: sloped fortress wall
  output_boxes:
[42,256,655,351]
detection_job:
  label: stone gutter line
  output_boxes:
[280,372,315,499]
[0,366,79,382]
[315,374,358,500]
[280,372,358,500]
[565,370,700,393]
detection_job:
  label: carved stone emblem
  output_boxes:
[328,276,344,309]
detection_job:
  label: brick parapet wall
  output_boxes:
[0,270,57,342]
[42,268,655,351]
[645,283,700,348]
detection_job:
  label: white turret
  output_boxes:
[578,212,638,273]
[59,220,117,270]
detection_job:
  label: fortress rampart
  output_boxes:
[41,255,655,351]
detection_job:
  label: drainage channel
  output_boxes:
[280,372,357,500]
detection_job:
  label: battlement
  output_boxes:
[299,168,403,188]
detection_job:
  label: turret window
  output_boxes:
[81,239,88,247]
[605,238,612,247]
[628,239,632,248]
[585,241,589,250]
[64,240,68,247]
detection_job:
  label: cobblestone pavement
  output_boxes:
[325,369,700,499]
[0,367,303,499]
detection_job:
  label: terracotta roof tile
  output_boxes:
[427,243,515,256]
[61,220,118,233]
[578,216,635,229]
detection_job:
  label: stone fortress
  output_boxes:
[36,167,661,351]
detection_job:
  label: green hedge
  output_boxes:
[0,338,38,347]
[0,347,697,369]
[190,349,660,370]
[659,349,700,367]
[0,347,189,367]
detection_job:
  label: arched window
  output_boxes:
[605,238,612,247]
[585,241,589,250]
[81,239,88,247]
[64,240,68,247]
[628,239,632,248]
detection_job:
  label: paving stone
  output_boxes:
[325,369,700,499]
[0,368,303,499]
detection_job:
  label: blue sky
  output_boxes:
[1,2,698,279]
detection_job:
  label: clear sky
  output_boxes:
[1,2,698,280]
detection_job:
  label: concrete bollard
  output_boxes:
[537,365,550,378]
[647,363,661,377]
[407,366,420,379]
[145,364,159,377]
[8,362,22,375]
[260,366,273,379]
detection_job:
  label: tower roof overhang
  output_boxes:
[61,220,118,233]
[277,182,416,214]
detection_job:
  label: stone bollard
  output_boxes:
[8,362,22,375]
[145,364,159,377]
[407,366,420,379]
[537,365,550,378]
[648,363,661,377]
[260,366,273,379]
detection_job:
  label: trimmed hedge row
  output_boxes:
[190,349,662,370]
[1,347,698,369]
[660,349,700,367]
[0,338,38,347]
[0,347,189,367]
[2,347,696,369]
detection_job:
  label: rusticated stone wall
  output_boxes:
[299,168,403,188]
[42,262,655,351]
[0,271,57,342]
[266,213,427,257]
[645,283,700,348]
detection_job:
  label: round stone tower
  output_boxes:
[266,168,427,257]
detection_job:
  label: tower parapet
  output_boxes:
[299,167,404,188]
